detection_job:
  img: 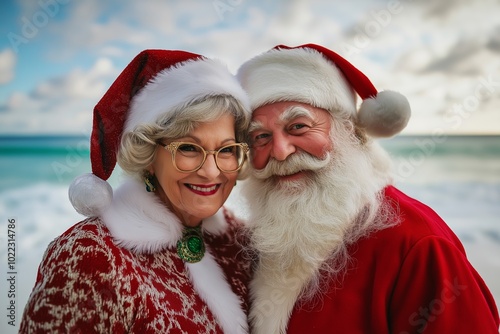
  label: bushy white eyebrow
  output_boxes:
[279,105,313,122]
[248,120,264,133]
[248,105,313,134]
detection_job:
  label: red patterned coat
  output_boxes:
[20,179,250,333]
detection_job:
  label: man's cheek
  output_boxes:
[302,139,332,159]
[251,149,268,170]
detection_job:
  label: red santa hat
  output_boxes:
[69,49,250,217]
[237,43,411,137]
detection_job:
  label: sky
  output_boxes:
[0,0,499,136]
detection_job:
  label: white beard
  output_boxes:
[243,126,398,334]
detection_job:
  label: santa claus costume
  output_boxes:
[237,44,499,333]
[20,50,251,333]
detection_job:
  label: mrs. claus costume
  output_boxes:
[237,44,499,333]
[20,50,251,333]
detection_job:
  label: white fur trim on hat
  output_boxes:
[237,48,357,115]
[68,173,113,217]
[125,58,250,133]
[237,45,411,138]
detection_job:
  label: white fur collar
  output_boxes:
[100,177,230,254]
[100,177,248,333]
[187,253,249,334]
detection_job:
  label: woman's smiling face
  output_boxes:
[150,114,239,226]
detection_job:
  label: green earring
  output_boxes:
[144,172,156,192]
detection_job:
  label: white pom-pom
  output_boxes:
[357,90,411,138]
[68,173,113,217]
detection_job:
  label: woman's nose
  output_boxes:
[197,154,221,179]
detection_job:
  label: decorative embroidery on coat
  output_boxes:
[20,214,250,333]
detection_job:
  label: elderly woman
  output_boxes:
[20,50,251,333]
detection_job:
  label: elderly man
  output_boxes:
[237,44,499,334]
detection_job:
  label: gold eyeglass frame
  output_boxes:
[159,141,249,173]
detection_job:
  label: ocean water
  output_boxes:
[1,135,499,332]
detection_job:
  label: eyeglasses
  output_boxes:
[159,141,249,173]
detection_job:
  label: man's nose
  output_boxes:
[270,133,296,161]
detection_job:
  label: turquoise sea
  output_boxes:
[1,134,499,332]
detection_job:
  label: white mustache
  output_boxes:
[252,152,332,180]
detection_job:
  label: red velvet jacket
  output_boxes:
[273,186,499,333]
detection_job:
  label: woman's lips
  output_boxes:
[185,183,220,195]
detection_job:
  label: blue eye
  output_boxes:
[255,133,269,140]
[251,133,271,147]
[177,144,203,157]
[178,144,199,152]
[290,124,306,130]
[219,146,235,154]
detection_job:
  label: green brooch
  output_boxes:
[177,225,205,263]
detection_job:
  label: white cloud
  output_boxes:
[98,46,127,57]
[334,0,500,134]
[42,1,157,60]
[44,1,227,59]
[52,18,156,55]
[0,49,16,84]
[0,57,117,134]
[2,0,500,135]
[17,0,44,18]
